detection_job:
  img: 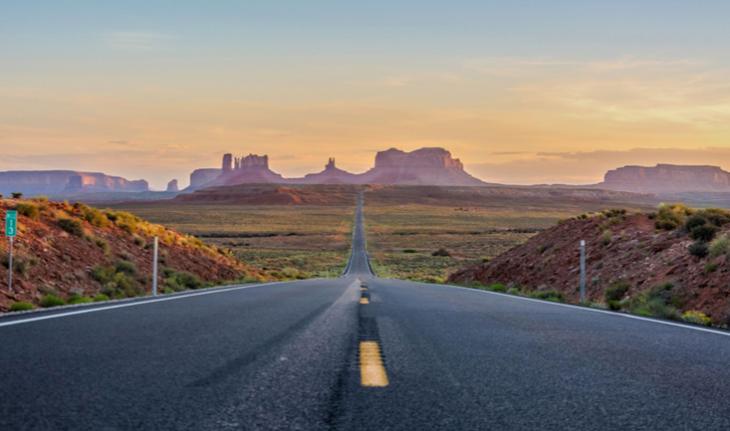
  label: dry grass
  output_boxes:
[112,204,354,279]
[365,204,588,283]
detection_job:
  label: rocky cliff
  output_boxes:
[601,164,730,193]
[189,168,222,189]
[301,158,360,184]
[187,147,486,189]
[359,147,485,186]
[0,171,149,195]
[206,154,285,187]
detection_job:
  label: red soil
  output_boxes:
[0,200,265,310]
[449,213,730,324]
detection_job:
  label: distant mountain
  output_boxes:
[187,147,487,189]
[188,168,222,190]
[599,164,730,193]
[0,170,148,195]
[300,158,360,184]
[357,147,485,186]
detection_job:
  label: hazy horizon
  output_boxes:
[2,1,730,189]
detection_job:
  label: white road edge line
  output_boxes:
[0,281,288,328]
[431,282,730,338]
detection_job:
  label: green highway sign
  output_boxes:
[5,210,17,237]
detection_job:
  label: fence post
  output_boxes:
[579,239,586,303]
[152,237,159,296]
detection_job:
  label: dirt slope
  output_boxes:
[0,199,266,310]
[449,210,730,324]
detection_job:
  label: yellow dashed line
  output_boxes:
[360,297,370,305]
[359,341,389,387]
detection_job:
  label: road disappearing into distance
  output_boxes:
[1,195,730,430]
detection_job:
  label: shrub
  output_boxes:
[93,237,111,254]
[132,234,146,247]
[709,234,730,258]
[602,208,627,218]
[605,282,630,310]
[681,310,712,326]
[106,211,140,233]
[601,229,612,245]
[684,214,707,231]
[704,262,719,273]
[67,293,93,305]
[91,262,143,298]
[529,290,564,302]
[655,203,693,230]
[489,283,507,293]
[114,260,137,276]
[432,248,451,257]
[15,202,40,220]
[402,249,417,253]
[506,287,520,295]
[690,225,717,242]
[93,293,110,302]
[79,205,110,228]
[628,283,681,320]
[697,208,730,227]
[10,301,34,311]
[58,218,83,236]
[688,241,709,258]
[40,294,66,308]
[11,192,23,199]
[163,268,204,291]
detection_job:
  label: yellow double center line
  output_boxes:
[359,341,389,387]
[357,281,389,387]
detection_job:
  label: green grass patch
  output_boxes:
[9,301,34,311]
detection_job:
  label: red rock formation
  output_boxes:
[189,168,222,189]
[65,173,148,193]
[0,170,148,195]
[601,164,730,193]
[187,147,487,189]
[222,154,233,173]
[301,158,359,184]
[359,147,485,186]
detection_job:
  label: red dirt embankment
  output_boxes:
[0,199,266,310]
[449,211,730,324]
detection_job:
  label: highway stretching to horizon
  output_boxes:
[1,195,730,430]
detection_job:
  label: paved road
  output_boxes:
[1,195,730,430]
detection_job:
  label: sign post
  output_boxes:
[5,210,17,292]
[579,239,586,303]
[152,236,159,296]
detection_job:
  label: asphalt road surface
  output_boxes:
[1,195,730,430]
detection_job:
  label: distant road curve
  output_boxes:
[1,194,729,430]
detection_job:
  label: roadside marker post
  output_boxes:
[152,236,159,296]
[5,210,17,292]
[579,240,586,303]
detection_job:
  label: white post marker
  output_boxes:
[579,239,586,303]
[152,236,159,296]
[5,210,17,293]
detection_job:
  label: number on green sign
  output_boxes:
[5,210,17,237]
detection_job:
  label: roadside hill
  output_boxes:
[449,205,730,325]
[0,198,265,311]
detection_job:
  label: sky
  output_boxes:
[2,0,730,189]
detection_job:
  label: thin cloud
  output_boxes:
[104,31,175,52]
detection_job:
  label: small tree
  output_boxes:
[11,192,23,199]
